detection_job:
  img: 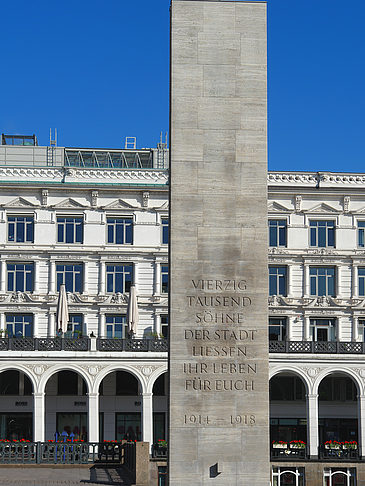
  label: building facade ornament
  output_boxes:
[142,191,149,208]
[91,191,98,207]
[343,196,350,212]
[41,189,48,206]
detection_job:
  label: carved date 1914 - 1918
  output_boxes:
[184,414,256,426]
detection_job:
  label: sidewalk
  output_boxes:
[0,466,133,486]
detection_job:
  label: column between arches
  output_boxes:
[142,392,153,446]
[33,392,45,442]
[306,393,319,458]
[88,392,99,443]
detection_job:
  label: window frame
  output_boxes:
[323,467,356,486]
[57,216,84,244]
[105,315,128,339]
[7,262,34,292]
[269,266,287,296]
[269,317,287,341]
[106,264,133,294]
[161,217,169,245]
[358,221,365,248]
[268,219,287,247]
[358,267,365,296]
[65,314,83,338]
[309,219,335,248]
[309,266,336,297]
[6,314,33,337]
[161,315,168,339]
[271,466,305,486]
[310,318,336,342]
[7,215,34,244]
[161,265,169,294]
[106,216,133,245]
[359,318,365,342]
[56,263,83,293]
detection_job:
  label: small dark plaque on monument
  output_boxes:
[169,1,269,484]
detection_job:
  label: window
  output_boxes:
[161,315,168,339]
[270,376,306,401]
[161,266,168,293]
[0,371,32,396]
[116,371,139,396]
[56,413,87,441]
[106,315,128,338]
[57,371,86,396]
[359,319,365,341]
[272,466,305,486]
[359,267,365,296]
[319,377,357,401]
[57,217,83,244]
[6,314,33,337]
[269,317,287,341]
[0,413,33,441]
[358,221,365,248]
[161,218,168,245]
[310,220,335,247]
[323,468,356,486]
[106,264,132,293]
[65,314,83,338]
[269,220,287,247]
[107,218,133,244]
[310,267,335,296]
[7,263,33,292]
[270,418,307,445]
[116,412,141,441]
[8,216,34,243]
[269,266,287,296]
[310,318,336,342]
[56,264,83,293]
[154,412,166,443]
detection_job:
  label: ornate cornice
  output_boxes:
[268,295,364,310]
[268,171,365,189]
[0,166,168,187]
[65,168,168,186]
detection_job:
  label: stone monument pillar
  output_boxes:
[170,1,269,484]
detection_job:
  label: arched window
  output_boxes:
[272,467,305,486]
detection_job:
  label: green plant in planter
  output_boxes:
[342,441,357,450]
[157,439,167,448]
[289,440,306,449]
[148,332,160,340]
[325,440,341,449]
[272,441,288,448]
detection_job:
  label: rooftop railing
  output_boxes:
[270,444,308,461]
[270,443,360,461]
[97,338,168,352]
[269,341,364,354]
[0,337,168,352]
[0,441,125,464]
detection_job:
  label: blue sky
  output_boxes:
[1,0,364,172]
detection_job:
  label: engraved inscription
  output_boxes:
[182,277,259,422]
[183,414,256,426]
[191,279,247,291]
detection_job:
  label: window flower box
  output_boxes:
[325,441,341,450]
[342,441,357,450]
[272,441,288,449]
[289,440,306,449]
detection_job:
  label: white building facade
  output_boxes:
[269,171,365,485]
[2,138,365,483]
[0,139,169,449]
